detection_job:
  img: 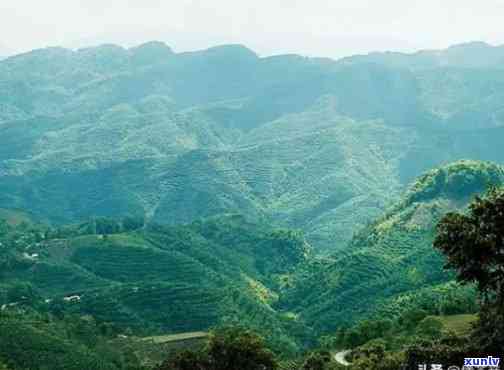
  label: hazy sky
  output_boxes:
[1,0,504,58]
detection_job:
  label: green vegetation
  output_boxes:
[3,41,504,368]
[3,43,504,254]
[0,308,147,370]
[1,160,500,369]
[158,327,278,370]
[157,328,346,370]
[0,213,312,363]
[324,185,504,369]
[436,315,477,336]
[434,186,504,352]
[278,161,498,333]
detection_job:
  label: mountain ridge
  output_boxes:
[279,160,503,332]
[3,40,504,254]
[1,160,498,355]
[4,40,504,65]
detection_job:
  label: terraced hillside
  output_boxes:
[279,160,504,332]
[0,214,311,354]
[1,160,501,365]
[3,43,504,253]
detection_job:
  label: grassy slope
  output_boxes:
[279,160,504,333]
[436,314,477,336]
[0,214,310,354]
[0,160,498,366]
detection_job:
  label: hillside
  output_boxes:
[279,160,503,332]
[3,43,504,254]
[1,161,502,368]
[342,42,504,70]
[0,309,131,370]
[0,214,311,355]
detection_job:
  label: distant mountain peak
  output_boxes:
[3,46,74,64]
[447,41,494,50]
[130,40,173,53]
[129,41,174,64]
[339,40,504,70]
[202,44,259,59]
[77,43,126,53]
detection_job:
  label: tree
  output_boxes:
[398,309,428,331]
[434,187,504,351]
[7,282,37,303]
[96,218,122,235]
[158,327,278,370]
[416,317,443,338]
[351,340,404,370]
[354,320,393,343]
[301,351,332,370]
[207,327,278,370]
[0,220,9,235]
[344,328,362,348]
[122,216,145,232]
[434,187,504,299]
[158,350,208,370]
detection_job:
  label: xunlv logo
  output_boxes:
[464,356,500,367]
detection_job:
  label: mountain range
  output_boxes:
[1,40,504,368]
[0,159,497,368]
[2,41,504,253]
[280,160,502,332]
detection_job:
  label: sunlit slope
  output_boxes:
[3,43,504,253]
[280,160,504,332]
[228,99,410,251]
[0,215,309,351]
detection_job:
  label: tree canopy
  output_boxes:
[158,327,278,370]
[434,187,504,352]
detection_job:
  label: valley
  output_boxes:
[1,41,504,369]
[3,42,504,255]
[1,159,501,368]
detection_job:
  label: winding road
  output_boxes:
[334,350,351,366]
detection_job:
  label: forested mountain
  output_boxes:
[0,214,312,356]
[2,42,504,253]
[2,41,504,369]
[0,160,501,369]
[342,41,504,70]
[280,160,503,332]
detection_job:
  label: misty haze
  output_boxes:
[0,1,504,370]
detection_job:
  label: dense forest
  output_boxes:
[3,41,504,253]
[2,41,504,369]
[1,160,503,369]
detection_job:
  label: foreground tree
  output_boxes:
[301,350,332,370]
[158,350,208,370]
[158,327,278,370]
[434,187,504,352]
